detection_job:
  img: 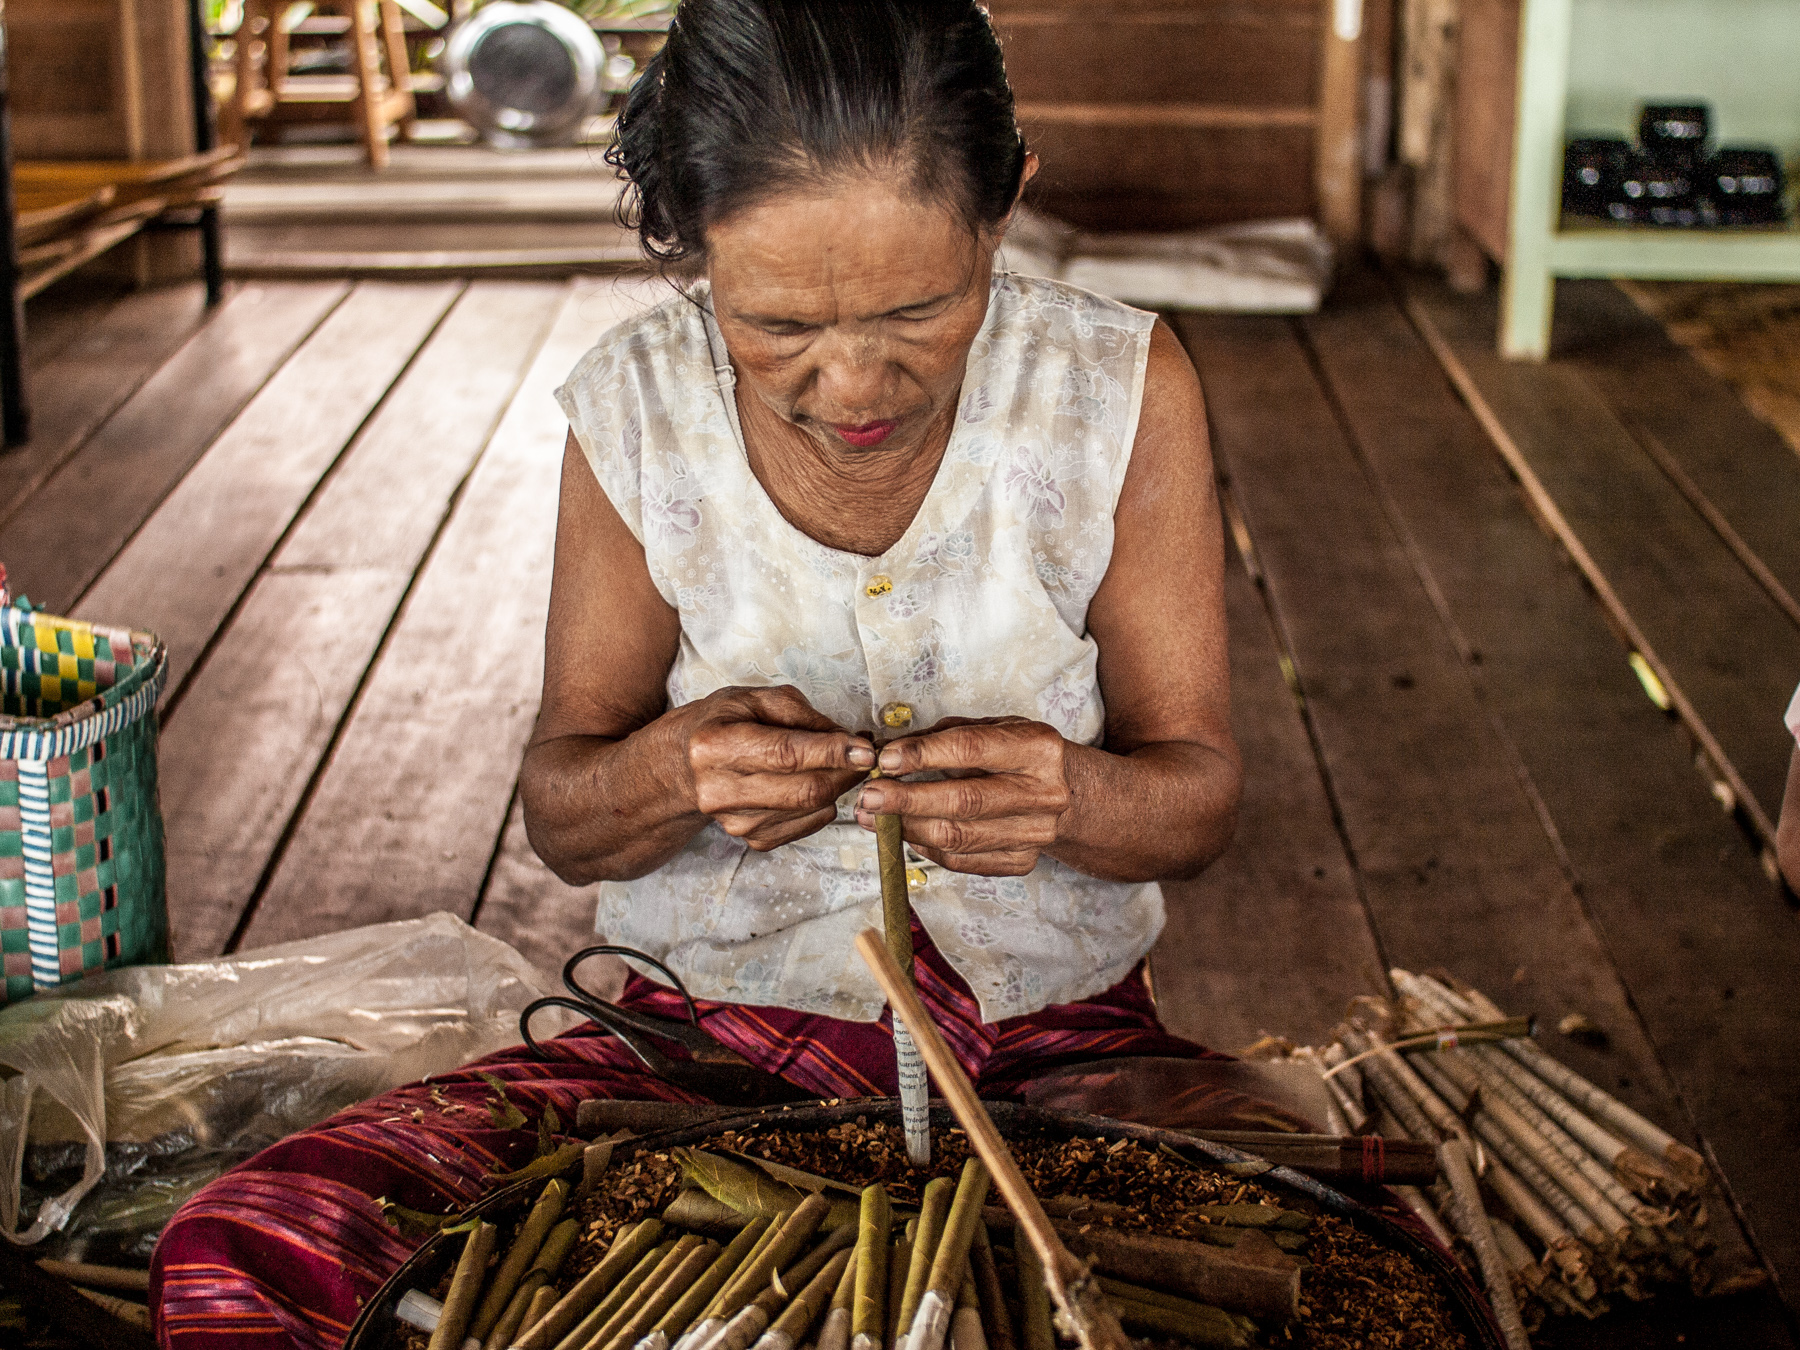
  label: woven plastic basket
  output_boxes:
[0,599,169,1004]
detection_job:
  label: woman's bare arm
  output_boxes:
[522,433,873,884]
[857,320,1240,881]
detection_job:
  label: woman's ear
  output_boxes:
[988,151,1041,247]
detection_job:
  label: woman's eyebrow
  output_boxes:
[868,290,962,319]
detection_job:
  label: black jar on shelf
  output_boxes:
[1702,145,1787,225]
[1639,103,1711,167]
[1613,150,1696,225]
[1563,136,1632,216]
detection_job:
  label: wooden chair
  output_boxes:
[226,0,416,169]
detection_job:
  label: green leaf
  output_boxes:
[674,1148,808,1219]
[479,1072,529,1131]
[721,1149,862,1198]
[376,1196,481,1239]
[491,1140,587,1185]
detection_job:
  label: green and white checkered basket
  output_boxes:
[0,596,169,1004]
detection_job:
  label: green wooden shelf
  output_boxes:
[1501,0,1800,356]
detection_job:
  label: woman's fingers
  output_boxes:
[905,841,1041,877]
[874,716,1055,776]
[856,773,1068,822]
[692,721,872,776]
[719,805,842,851]
[700,767,863,817]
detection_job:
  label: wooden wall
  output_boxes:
[9,0,196,161]
[990,0,1326,232]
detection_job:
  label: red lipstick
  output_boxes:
[833,419,898,448]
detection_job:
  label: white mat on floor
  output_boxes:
[998,208,1334,314]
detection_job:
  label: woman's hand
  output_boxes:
[852,717,1072,876]
[682,685,874,850]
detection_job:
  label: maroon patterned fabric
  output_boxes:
[151,922,1219,1348]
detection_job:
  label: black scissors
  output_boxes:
[520,945,808,1106]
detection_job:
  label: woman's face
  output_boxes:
[706,169,1012,456]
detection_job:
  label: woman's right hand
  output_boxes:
[679,685,874,850]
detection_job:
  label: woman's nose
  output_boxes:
[814,335,889,412]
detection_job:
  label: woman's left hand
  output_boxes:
[853,716,1072,876]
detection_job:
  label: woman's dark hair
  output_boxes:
[606,0,1028,262]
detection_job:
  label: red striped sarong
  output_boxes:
[151,922,1227,1348]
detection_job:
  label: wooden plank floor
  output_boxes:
[2,265,1797,1343]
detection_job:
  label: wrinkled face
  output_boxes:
[705,171,1001,456]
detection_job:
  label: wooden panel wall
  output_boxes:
[990,0,1324,231]
[1455,0,1522,262]
[10,0,196,160]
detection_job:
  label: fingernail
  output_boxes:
[860,788,885,811]
[847,745,875,767]
[878,748,901,770]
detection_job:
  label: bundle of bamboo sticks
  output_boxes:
[397,1145,1276,1350]
[1273,969,1766,1349]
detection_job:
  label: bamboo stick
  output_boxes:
[1439,1138,1531,1350]
[906,1160,992,1350]
[646,1220,772,1350]
[1434,976,1707,1187]
[433,1222,499,1350]
[35,1260,150,1294]
[850,1186,892,1350]
[856,930,1131,1350]
[518,1220,667,1350]
[968,1226,1015,1350]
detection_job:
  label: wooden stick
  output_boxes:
[856,929,1130,1350]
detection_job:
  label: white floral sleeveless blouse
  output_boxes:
[554,272,1162,1024]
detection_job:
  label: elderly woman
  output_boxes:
[151,3,1252,1342]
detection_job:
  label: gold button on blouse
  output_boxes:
[864,575,893,597]
[879,702,913,729]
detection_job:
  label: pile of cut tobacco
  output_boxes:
[394,1119,1468,1350]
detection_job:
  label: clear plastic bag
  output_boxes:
[0,912,570,1257]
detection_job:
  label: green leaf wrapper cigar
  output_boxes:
[488,1219,583,1350]
[690,1196,833,1350]
[904,1161,993,1350]
[641,1219,773,1350]
[1014,1242,1054,1350]
[967,1227,1013,1350]
[432,1221,499,1350]
[677,1220,781,1350]
[895,1178,954,1350]
[885,1232,913,1350]
[565,1238,706,1350]
[521,1287,562,1341]
[596,1238,724,1350]
[815,1239,860,1350]
[516,1220,666,1350]
[533,1238,675,1350]
[754,1247,856,1350]
[848,1185,892,1350]
[1094,1280,1253,1350]
[774,1224,857,1298]
[949,1278,985,1350]
[701,1227,854,1350]
[473,1181,570,1342]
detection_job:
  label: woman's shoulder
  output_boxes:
[990,271,1158,342]
[558,282,715,403]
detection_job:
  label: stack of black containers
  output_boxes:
[1563,103,1788,226]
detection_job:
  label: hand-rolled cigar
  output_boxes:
[968,1225,1014,1350]
[730,1195,832,1311]
[1096,1278,1256,1350]
[473,1181,570,1341]
[949,1278,985,1350]
[905,1161,992,1350]
[573,1238,706,1350]
[598,1239,723,1350]
[895,1177,954,1350]
[692,1205,835,1350]
[1440,1137,1530,1350]
[1183,1132,1437,1185]
[667,1190,755,1235]
[1015,1238,1055,1350]
[981,1214,1298,1326]
[432,1222,498,1350]
[491,1221,585,1350]
[644,1219,772,1350]
[1101,1291,1251,1350]
[754,1247,855,1350]
[399,1289,484,1350]
[517,1220,666,1350]
[576,1101,746,1136]
[774,1225,859,1300]
[521,1286,563,1339]
[539,1239,676,1350]
[35,1260,152,1294]
[679,1221,781,1350]
[849,1185,892,1350]
[815,1242,860,1350]
[886,1234,914,1349]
